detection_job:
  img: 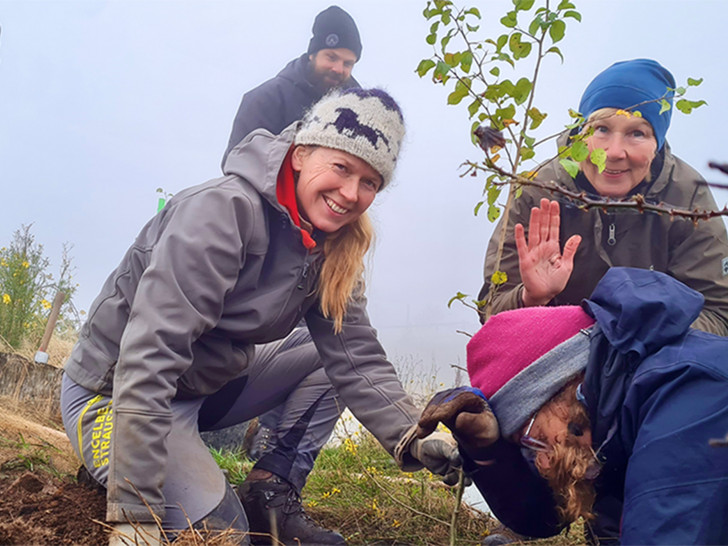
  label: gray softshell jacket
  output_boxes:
[64,124,420,522]
[479,137,728,336]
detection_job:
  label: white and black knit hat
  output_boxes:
[294,88,405,188]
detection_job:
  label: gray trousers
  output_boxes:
[60,328,342,533]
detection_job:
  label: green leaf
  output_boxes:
[687,77,703,87]
[430,20,440,33]
[563,10,581,21]
[441,33,452,49]
[590,148,606,173]
[658,99,671,114]
[549,19,566,43]
[675,98,708,114]
[675,86,686,96]
[570,140,589,162]
[528,17,540,35]
[468,98,481,118]
[524,135,536,147]
[490,66,500,77]
[557,0,575,8]
[447,78,471,105]
[559,158,580,178]
[474,201,485,216]
[514,0,535,11]
[487,182,501,204]
[448,291,468,308]
[461,50,473,73]
[546,46,564,62]
[497,34,509,50]
[433,60,450,81]
[501,11,518,28]
[465,7,481,18]
[527,106,547,129]
[426,33,437,45]
[513,77,533,104]
[520,146,535,160]
[415,59,436,77]
[488,204,502,222]
[466,23,480,32]
[508,33,532,60]
[490,270,508,286]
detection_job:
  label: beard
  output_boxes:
[309,66,347,94]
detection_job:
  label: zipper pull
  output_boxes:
[297,262,310,290]
[607,223,616,246]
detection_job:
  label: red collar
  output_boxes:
[276,148,317,250]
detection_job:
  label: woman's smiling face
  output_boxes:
[293,146,382,233]
[581,113,658,197]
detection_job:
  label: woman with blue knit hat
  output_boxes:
[478,58,728,336]
[418,267,728,544]
[59,88,463,545]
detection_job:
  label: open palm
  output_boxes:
[515,198,581,307]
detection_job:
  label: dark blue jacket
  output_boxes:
[466,267,728,545]
[222,53,359,167]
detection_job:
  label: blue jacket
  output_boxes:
[467,267,728,545]
[222,53,359,167]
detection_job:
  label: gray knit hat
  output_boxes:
[294,88,405,187]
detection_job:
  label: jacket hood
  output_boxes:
[222,122,299,212]
[582,267,704,359]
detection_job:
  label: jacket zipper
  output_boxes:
[607,222,616,246]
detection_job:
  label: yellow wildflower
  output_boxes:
[41,299,52,310]
[307,500,319,508]
[615,109,632,117]
[2,294,10,304]
[21,260,29,268]
[392,520,401,528]
[344,438,357,454]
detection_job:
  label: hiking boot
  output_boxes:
[239,474,346,545]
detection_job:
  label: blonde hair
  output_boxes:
[318,213,374,333]
[534,376,598,524]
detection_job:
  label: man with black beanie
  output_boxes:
[213,6,362,545]
[221,5,362,166]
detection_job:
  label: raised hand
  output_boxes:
[515,198,581,307]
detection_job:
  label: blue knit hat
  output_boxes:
[579,59,676,151]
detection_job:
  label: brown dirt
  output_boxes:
[0,402,108,545]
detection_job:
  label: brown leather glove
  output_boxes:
[416,387,500,462]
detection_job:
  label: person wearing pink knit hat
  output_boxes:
[416,267,728,545]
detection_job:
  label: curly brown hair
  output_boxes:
[534,375,600,524]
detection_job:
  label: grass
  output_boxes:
[0,433,65,478]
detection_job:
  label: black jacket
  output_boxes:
[222,53,359,166]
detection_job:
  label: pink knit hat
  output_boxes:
[467,305,595,436]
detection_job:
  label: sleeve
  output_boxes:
[619,355,728,544]
[478,186,543,322]
[222,84,287,168]
[106,188,258,522]
[464,438,564,538]
[666,171,728,336]
[304,294,420,458]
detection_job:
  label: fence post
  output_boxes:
[34,291,66,364]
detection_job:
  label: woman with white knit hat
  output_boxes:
[60,88,461,545]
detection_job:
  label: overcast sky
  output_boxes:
[2,0,728,384]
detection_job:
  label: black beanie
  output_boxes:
[307,6,362,60]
